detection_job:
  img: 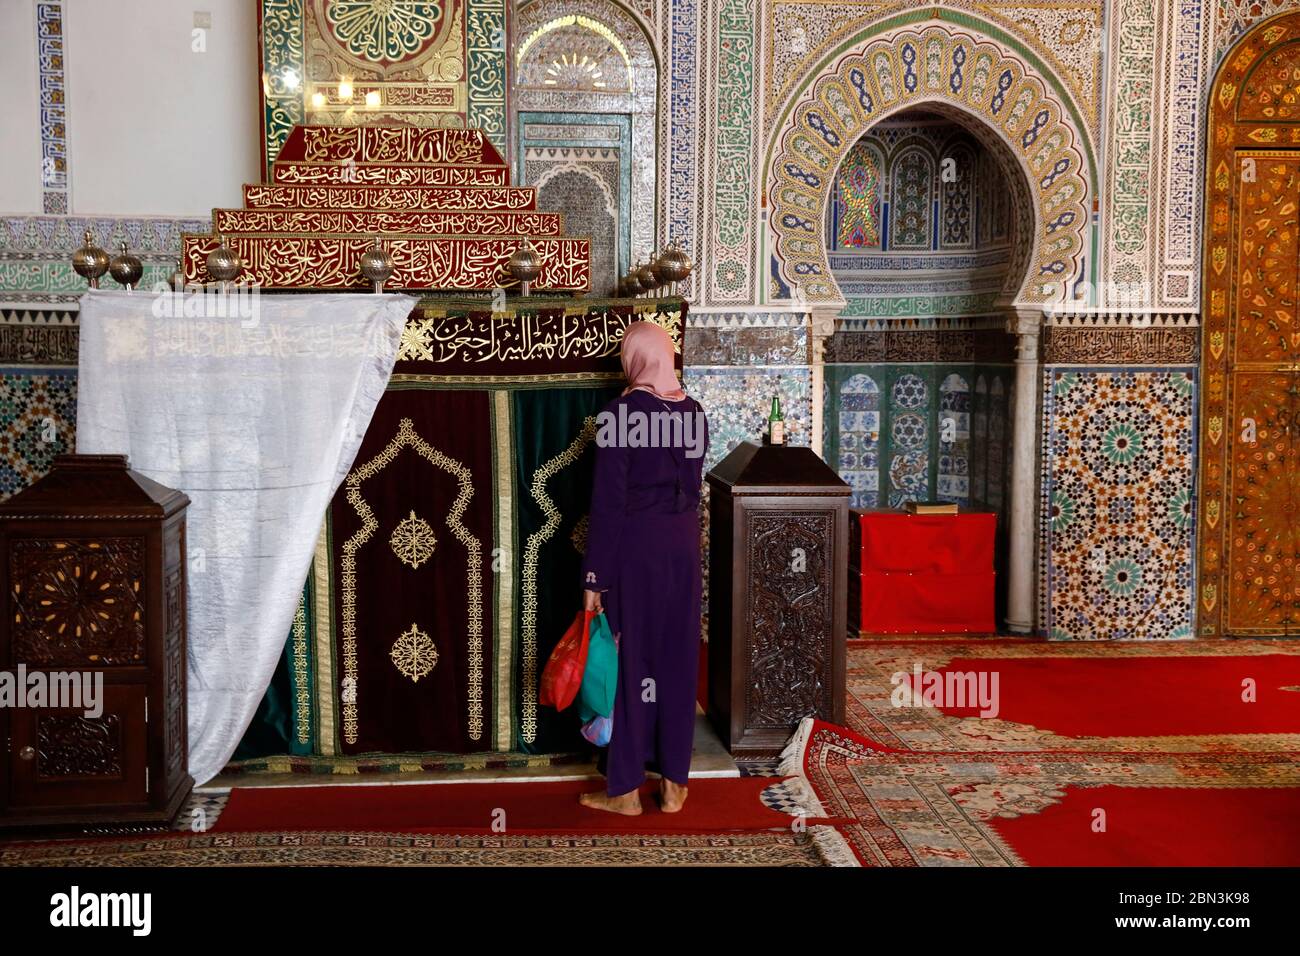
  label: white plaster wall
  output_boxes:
[64,0,260,216]
[0,1,43,214]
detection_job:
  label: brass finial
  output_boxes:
[71,230,110,288]
[108,241,143,291]
[359,236,395,293]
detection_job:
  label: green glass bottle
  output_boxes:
[768,393,785,445]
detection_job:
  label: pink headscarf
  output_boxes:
[620,320,686,400]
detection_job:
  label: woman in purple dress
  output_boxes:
[578,321,708,815]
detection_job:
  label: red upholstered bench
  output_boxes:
[851,509,996,635]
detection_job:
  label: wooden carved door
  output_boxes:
[1224,370,1296,633]
[1226,157,1300,634]
[1201,14,1300,635]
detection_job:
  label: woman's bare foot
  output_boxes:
[579,789,643,815]
[659,778,688,813]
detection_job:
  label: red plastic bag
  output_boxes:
[539,609,595,711]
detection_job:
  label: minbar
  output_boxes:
[0,455,192,829]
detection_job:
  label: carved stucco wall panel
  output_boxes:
[515,0,660,269]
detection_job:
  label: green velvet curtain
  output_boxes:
[233,580,314,759]
[511,384,622,753]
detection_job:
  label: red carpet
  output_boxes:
[214,775,793,835]
[915,653,1300,737]
[989,785,1300,866]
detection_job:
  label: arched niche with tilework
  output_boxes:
[764,16,1095,309]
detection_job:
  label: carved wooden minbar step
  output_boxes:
[182,124,592,292]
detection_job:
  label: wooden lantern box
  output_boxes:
[705,442,849,756]
[0,455,192,829]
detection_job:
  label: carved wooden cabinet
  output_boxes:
[0,455,192,828]
[705,442,850,755]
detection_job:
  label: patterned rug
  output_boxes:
[1,776,825,867]
[844,639,1300,752]
[0,830,824,867]
[780,718,1300,867]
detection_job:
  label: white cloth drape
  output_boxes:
[76,289,414,785]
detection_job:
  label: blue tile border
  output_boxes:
[36,2,68,214]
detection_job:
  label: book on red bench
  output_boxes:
[905,500,959,515]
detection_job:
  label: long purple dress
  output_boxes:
[580,388,708,796]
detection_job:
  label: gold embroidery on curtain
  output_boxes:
[493,391,516,750]
[312,526,337,755]
[570,514,589,555]
[390,622,439,682]
[341,418,484,744]
[390,510,437,569]
[291,598,310,745]
[519,417,596,743]
[397,303,683,364]
[390,372,625,386]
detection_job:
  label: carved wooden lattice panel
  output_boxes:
[745,511,834,727]
[9,537,147,667]
[163,562,187,777]
[35,714,123,779]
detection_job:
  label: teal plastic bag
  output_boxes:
[578,612,617,721]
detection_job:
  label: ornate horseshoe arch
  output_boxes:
[765,19,1094,308]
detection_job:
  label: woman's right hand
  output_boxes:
[583,589,603,612]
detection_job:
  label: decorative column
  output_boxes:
[1005,307,1043,634]
[809,303,843,455]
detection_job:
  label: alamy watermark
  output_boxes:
[0,665,103,718]
[890,661,1000,718]
[594,402,706,458]
[50,887,150,936]
[149,283,261,327]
